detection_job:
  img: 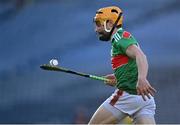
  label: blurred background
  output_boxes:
[0,0,180,124]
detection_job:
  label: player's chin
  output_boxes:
[98,35,110,42]
[96,32,110,41]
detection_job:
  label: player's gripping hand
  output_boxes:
[104,74,117,86]
[136,78,157,101]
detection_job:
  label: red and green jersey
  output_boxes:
[111,28,138,95]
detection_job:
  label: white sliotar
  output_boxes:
[49,59,58,66]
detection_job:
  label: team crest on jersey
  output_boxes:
[122,31,131,39]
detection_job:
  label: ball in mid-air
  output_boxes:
[49,59,59,66]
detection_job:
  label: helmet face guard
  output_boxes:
[94,6,123,41]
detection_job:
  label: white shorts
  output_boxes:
[103,89,156,120]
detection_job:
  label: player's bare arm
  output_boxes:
[126,45,157,101]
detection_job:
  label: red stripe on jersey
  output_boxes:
[111,55,129,70]
[110,90,123,106]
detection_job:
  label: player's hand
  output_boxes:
[136,78,157,101]
[104,74,117,86]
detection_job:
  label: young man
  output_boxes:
[89,6,157,124]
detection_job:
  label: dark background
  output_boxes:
[0,0,180,123]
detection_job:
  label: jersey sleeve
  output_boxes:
[115,31,138,54]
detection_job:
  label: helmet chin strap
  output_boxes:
[104,21,111,33]
[105,12,123,41]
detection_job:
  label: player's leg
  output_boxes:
[88,101,127,124]
[134,114,156,124]
[88,106,118,124]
